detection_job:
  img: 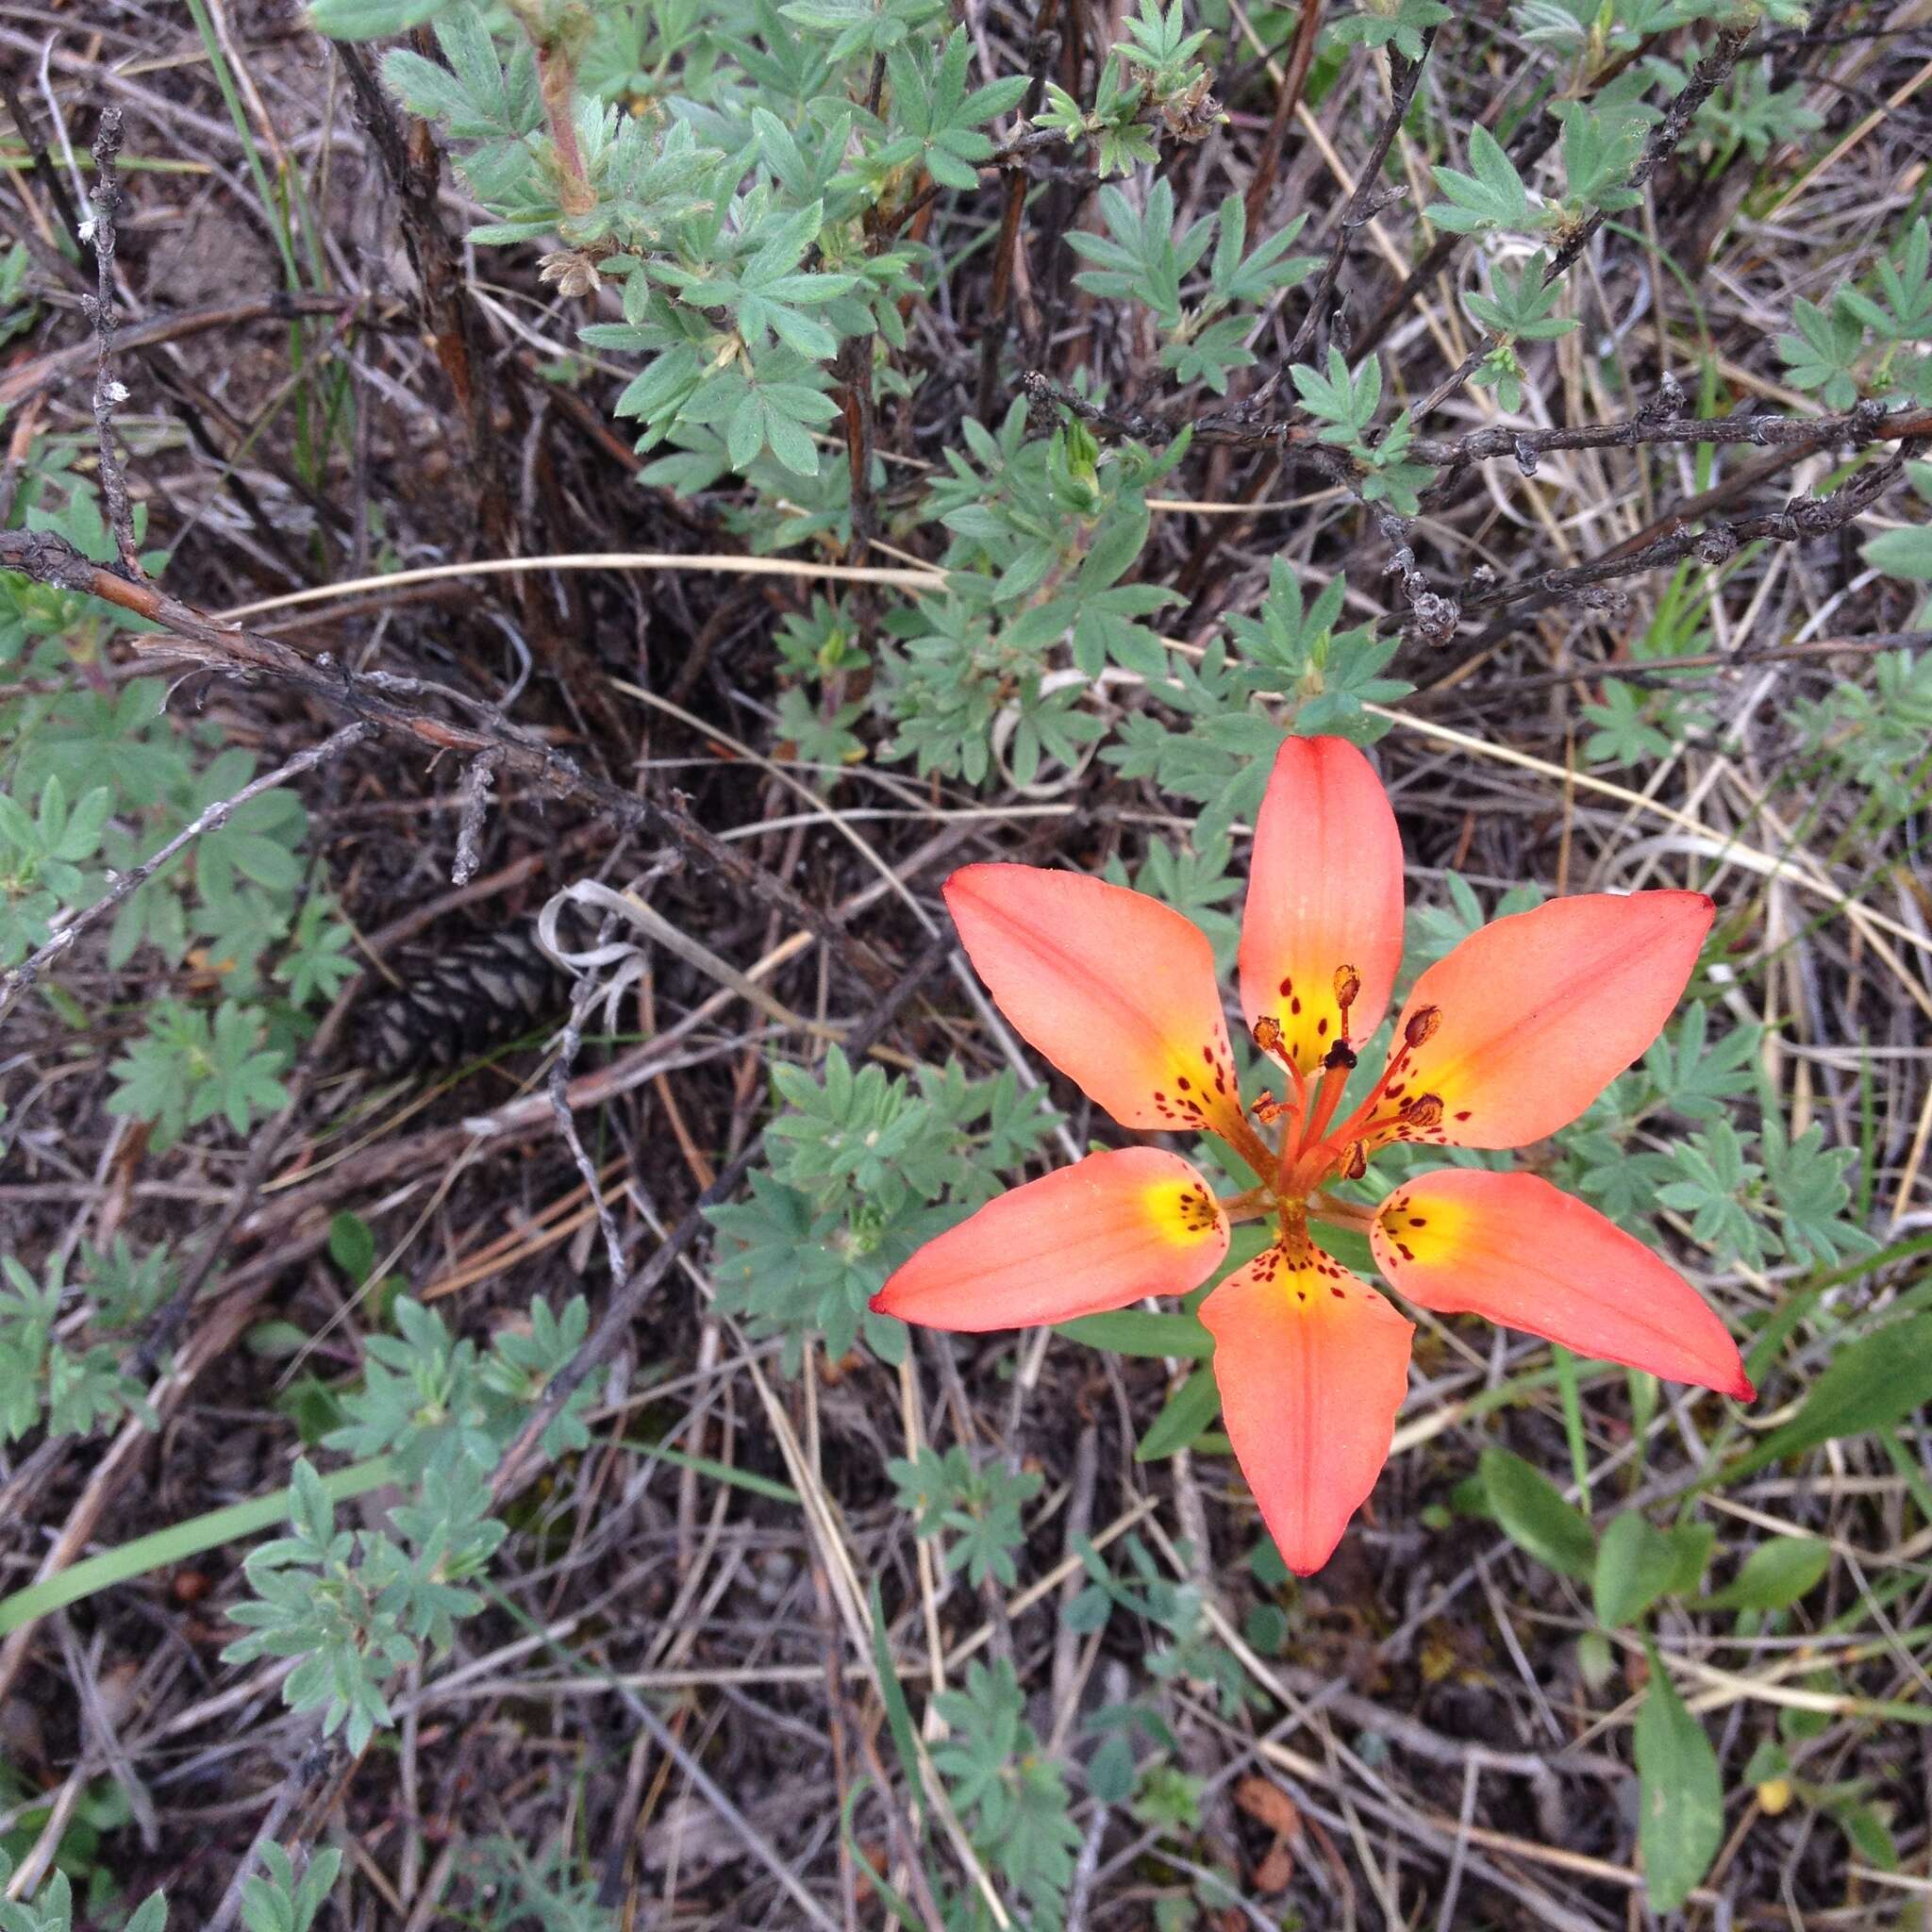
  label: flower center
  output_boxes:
[1221,997,1453,1246]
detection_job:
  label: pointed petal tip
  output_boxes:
[1281,1539,1340,1578]
[1689,1357,1754,1403]
[1202,1244,1411,1584]
[1650,887,1719,944]
[940,864,997,928]
[1670,888,1719,938]
[1373,1169,1751,1400]
[941,862,988,904]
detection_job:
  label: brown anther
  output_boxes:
[1253,1015,1284,1056]
[1323,1040,1357,1074]
[1332,963,1361,1013]
[1252,1095,1287,1126]
[1402,1092,1444,1130]
[1404,1006,1442,1049]
[1341,1141,1368,1180]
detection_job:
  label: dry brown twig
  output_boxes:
[80,109,142,579]
[1456,443,1919,621]
[488,928,955,1505]
[1414,24,1756,422]
[1283,26,1438,366]
[1239,0,1329,238]
[0,525,895,990]
[0,723,371,1026]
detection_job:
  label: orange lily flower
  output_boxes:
[873,737,1754,1574]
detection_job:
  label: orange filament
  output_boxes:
[1240,999,1456,1244]
[1253,1017,1310,1152]
[1272,1006,1448,1201]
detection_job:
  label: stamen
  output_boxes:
[1316,1029,1426,1160]
[1252,1015,1284,1058]
[1271,1004,1456,1193]
[1332,963,1361,1022]
[1345,1088,1448,1154]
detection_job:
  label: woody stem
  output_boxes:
[505,0,597,218]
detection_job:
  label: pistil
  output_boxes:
[1316,1004,1444,1156]
[1293,1041,1357,1165]
[1267,1003,1450,1199]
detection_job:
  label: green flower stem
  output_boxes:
[0,1454,397,1636]
[1553,1344,1590,1498]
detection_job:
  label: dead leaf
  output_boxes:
[1234,1774,1301,1840]
[1252,1840,1294,1892]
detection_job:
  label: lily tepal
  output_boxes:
[874,735,1754,1576]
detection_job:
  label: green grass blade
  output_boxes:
[0,1454,396,1636]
